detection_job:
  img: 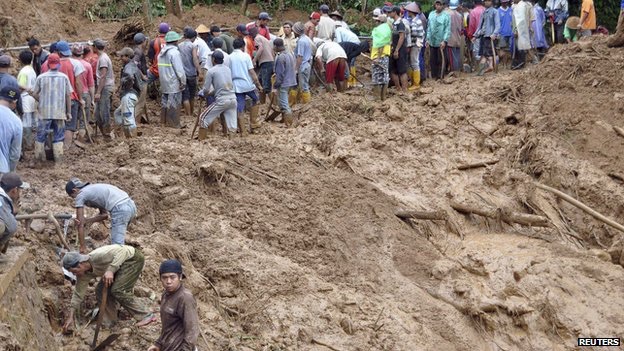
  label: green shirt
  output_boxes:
[70,245,136,310]
[564,26,578,41]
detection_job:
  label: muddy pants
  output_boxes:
[429,46,445,80]
[135,84,148,122]
[95,85,113,130]
[95,249,150,323]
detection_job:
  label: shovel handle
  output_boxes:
[92,284,108,349]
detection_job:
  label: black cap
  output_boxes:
[183,26,197,39]
[65,177,89,195]
[159,259,184,276]
[0,86,19,102]
[0,173,29,190]
[210,25,221,34]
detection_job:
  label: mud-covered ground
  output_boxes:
[3,2,624,350]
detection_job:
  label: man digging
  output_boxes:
[147,259,199,351]
[62,245,156,333]
[65,178,137,253]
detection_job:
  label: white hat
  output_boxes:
[373,8,382,20]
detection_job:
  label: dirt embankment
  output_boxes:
[3,1,624,349]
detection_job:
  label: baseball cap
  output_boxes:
[259,12,272,20]
[159,259,184,276]
[293,22,305,35]
[0,86,18,103]
[0,55,11,67]
[62,252,90,269]
[71,43,84,55]
[449,0,459,8]
[236,24,248,35]
[310,12,321,20]
[92,39,106,49]
[134,32,147,44]
[159,22,170,34]
[382,5,393,12]
[65,177,90,195]
[0,173,29,190]
[116,47,135,57]
[56,41,71,56]
[320,4,330,11]
[47,53,61,69]
[196,24,210,34]
[372,8,382,20]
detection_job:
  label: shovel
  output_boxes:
[439,47,445,79]
[490,38,498,73]
[91,285,120,350]
[264,92,281,122]
[81,105,94,144]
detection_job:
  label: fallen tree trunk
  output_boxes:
[457,159,499,170]
[450,200,550,227]
[534,182,624,234]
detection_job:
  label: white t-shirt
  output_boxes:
[315,41,347,64]
[17,65,37,113]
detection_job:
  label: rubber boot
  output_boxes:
[259,92,266,105]
[300,91,311,104]
[381,84,388,101]
[282,112,293,127]
[52,142,64,162]
[34,142,45,161]
[160,108,166,124]
[198,128,208,141]
[476,63,486,76]
[409,71,421,91]
[23,128,34,150]
[288,89,298,106]
[237,113,247,136]
[249,105,261,131]
[64,130,73,149]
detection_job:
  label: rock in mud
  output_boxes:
[30,219,46,233]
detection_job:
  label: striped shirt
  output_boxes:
[33,70,73,120]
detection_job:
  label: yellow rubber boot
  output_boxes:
[289,89,298,106]
[409,70,421,91]
[300,91,311,104]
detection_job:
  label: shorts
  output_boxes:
[389,46,408,75]
[65,100,82,132]
[478,37,496,57]
[182,76,198,102]
[114,92,138,128]
[235,90,259,113]
[325,58,347,83]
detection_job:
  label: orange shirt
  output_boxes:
[244,36,255,60]
[581,0,596,30]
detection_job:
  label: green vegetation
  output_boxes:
[86,0,620,31]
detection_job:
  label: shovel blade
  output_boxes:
[91,333,120,351]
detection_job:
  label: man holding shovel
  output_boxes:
[62,245,155,333]
[147,259,199,351]
[65,178,137,253]
[426,0,450,80]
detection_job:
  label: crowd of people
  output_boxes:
[0,0,613,348]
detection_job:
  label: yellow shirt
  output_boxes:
[581,0,596,30]
[371,45,391,59]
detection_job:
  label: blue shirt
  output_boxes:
[295,35,313,69]
[228,49,256,93]
[498,7,514,37]
[475,7,501,38]
[273,52,297,89]
[0,105,22,173]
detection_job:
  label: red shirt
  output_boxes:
[42,58,80,101]
[258,25,271,41]
[467,5,485,39]
[84,52,99,81]
[149,35,166,77]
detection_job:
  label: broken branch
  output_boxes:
[48,213,71,250]
[458,159,499,170]
[395,210,447,221]
[450,200,549,227]
[534,182,624,234]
